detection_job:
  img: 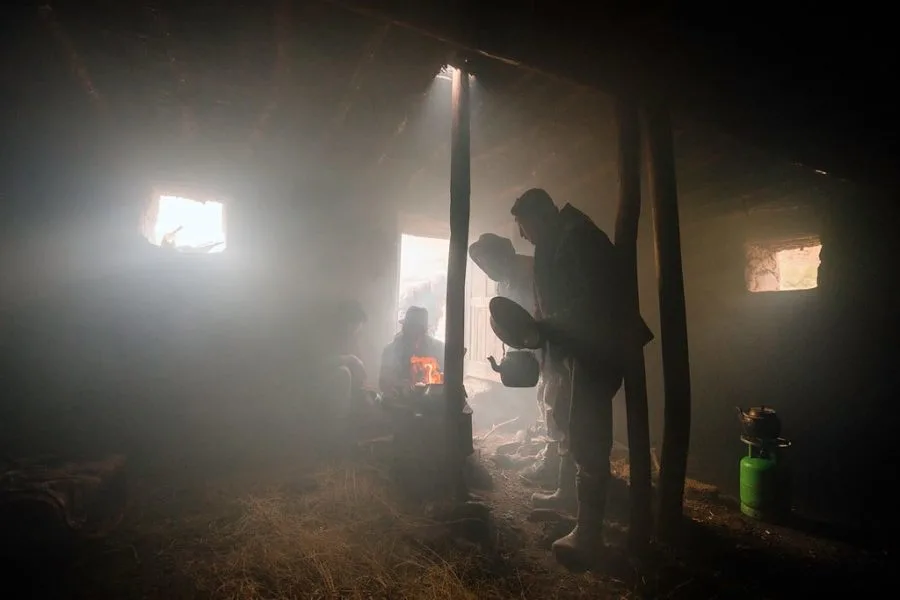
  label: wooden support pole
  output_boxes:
[444,66,471,499]
[612,97,653,552]
[644,103,692,542]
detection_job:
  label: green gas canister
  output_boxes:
[738,407,792,522]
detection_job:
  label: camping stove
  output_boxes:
[383,383,473,498]
[390,383,473,456]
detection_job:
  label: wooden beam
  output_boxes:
[247,0,294,152]
[644,102,692,542]
[143,2,198,138]
[373,61,450,168]
[327,22,392,134]
[39,6,103,110]
[323,0,594,92]
[472,88,586,163]
[327,0,892,186]
[612,97,652,553]
[444,65,472,500]
[396,68,538,190]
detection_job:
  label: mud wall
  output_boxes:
[2,124,896,533]
[0,149,402,471]
[639,188,895,530]
[541,176,897,532]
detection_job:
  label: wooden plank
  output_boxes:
[444,65,472,499]
[612,97,652,552]
[644,102,692,542]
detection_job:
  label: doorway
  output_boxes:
[395,231,505,383]
[397,234,449,342]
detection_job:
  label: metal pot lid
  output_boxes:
[489,297,542,349]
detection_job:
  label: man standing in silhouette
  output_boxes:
[511,188,652,566]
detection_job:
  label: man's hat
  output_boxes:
[400,306,429,328]
[468,233,516,282]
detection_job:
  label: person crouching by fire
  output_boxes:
[468,234,569,487]
[379,306,446,395]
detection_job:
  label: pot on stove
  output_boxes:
[736,405,781,440]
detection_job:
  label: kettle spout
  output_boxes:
[735,406,748,421]
[487,356,501,373]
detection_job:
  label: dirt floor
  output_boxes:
[3,436,890,600]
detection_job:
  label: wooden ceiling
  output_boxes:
[4,0,850,227]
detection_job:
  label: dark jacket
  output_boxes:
[534,204,652,377]
[378,333,445,391]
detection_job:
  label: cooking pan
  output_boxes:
[489,296,543,350]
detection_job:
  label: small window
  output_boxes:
[745,238,821,292]
[141,192,227,253]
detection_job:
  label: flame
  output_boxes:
[409,356,444,385]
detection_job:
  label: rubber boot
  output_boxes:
[551,471,607,568]
[531,453,577,511]
[520,441,558,484]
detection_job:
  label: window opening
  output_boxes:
[142,193,227,253]
[745,237,821,292]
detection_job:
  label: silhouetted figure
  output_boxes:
[379,306,445,395]
[469,234,565,485]
[511,188,652,566]
[321,300,369,429]
[468,233,535,313]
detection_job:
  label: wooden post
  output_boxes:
[444,65,471,499]
[644,103,692,541]
[612,97,653,552]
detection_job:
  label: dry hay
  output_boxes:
[145,463,523,600]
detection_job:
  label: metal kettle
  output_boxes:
[736,405,782,440]
[487,350,540,388]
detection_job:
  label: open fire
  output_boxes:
[409,356,444,385]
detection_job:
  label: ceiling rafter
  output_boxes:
[373,59,447,168]
[39,5,104,110]
[469,70,536,143]
[473,89,589,163]
[246,0,295,154]
[414,85,607,211]
[405,75,575,202]
[324,22,392,141]
[141,1,198,139]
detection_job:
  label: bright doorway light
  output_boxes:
[145,194,227,253]
[397,234,449,341]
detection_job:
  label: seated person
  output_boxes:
[379,306,445,396]
[321,300,369,422]
[332,299,368,387]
